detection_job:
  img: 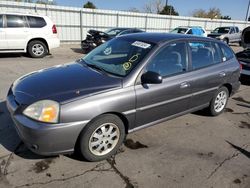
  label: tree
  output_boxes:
[143,0,164,14]
[192,9,207,18]
[159,5,179,16]
[207,7,221,19]
[83,1,96,9]
[192,7,221,19]
[13,0,33,2]
[127,7,140,13]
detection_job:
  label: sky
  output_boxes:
[55,0,249,21]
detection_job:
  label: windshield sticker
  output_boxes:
[104,47,112,55]
[132,41,151,49]
[122,53,141,71]
[123,62,132,70]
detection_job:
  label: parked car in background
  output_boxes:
[7,33,241,162]
[207,26,241,45]
[81,28,143,53]
[170,26,207,37]
[0,13,60,58]
[236,26,250,77]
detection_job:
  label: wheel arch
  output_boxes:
[26,38,49,53]
[222,83,232,96]
[74,112,130,152]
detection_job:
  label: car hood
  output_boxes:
[12,62,122,105]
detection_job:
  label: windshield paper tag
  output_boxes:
[132,41,151,49]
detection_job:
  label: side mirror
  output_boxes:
[141,71,162,84]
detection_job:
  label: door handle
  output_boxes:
[180,82,190,89]
[219,72,226,77]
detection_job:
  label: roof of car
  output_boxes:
[1,12,44,17]
[176,26,204,29]
[118,32,211,44]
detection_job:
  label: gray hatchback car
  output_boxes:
[7,33,240,161]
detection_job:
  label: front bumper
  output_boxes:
[6,94,88,156]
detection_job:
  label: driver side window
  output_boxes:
[146,42,187,77]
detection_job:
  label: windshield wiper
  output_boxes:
[81,60,109,75]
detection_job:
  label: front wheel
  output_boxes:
[208,87,229,116]
[222,38,229,44]
[77,114,125,162]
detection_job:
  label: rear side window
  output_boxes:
[0,15,3,28]
[211,43,222,64]
[219,44,234,61]
[6,15,27,28]
[189,42,214,69]
[27,16,46,28]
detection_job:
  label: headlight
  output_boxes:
[23,100,59,123]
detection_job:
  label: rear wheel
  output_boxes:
[28,40,48,58]
[77,114,125,162]
[208,87,229,116]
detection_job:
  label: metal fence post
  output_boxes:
[169,16,173,31]
[116,13,119,27]
[144,15,148,31]
[80,9,83,42]
[204,20,208,31]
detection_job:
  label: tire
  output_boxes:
[222,38,229,44]
[77,114,125,162]
[208,87,229,116]
[239,41,242,46]
[27,40,48,58]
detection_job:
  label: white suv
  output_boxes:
[0,13,60,58]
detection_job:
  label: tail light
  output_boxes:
[238,60,242,71]
[52,25,57,34]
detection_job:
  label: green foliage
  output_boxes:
[83,1,96,9]
[159,5,179,16]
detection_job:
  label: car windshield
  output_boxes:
[81,38,155,77]
[212,27,230,34]
[170,28,188,34]
[105,28,127,36]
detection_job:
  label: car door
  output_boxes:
[0,14,7,50]
[188,41,226,109]
[229,27,237,42]
[5,15,30,50]
[135,41,193,127]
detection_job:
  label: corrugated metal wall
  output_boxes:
[0,0,249,43]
